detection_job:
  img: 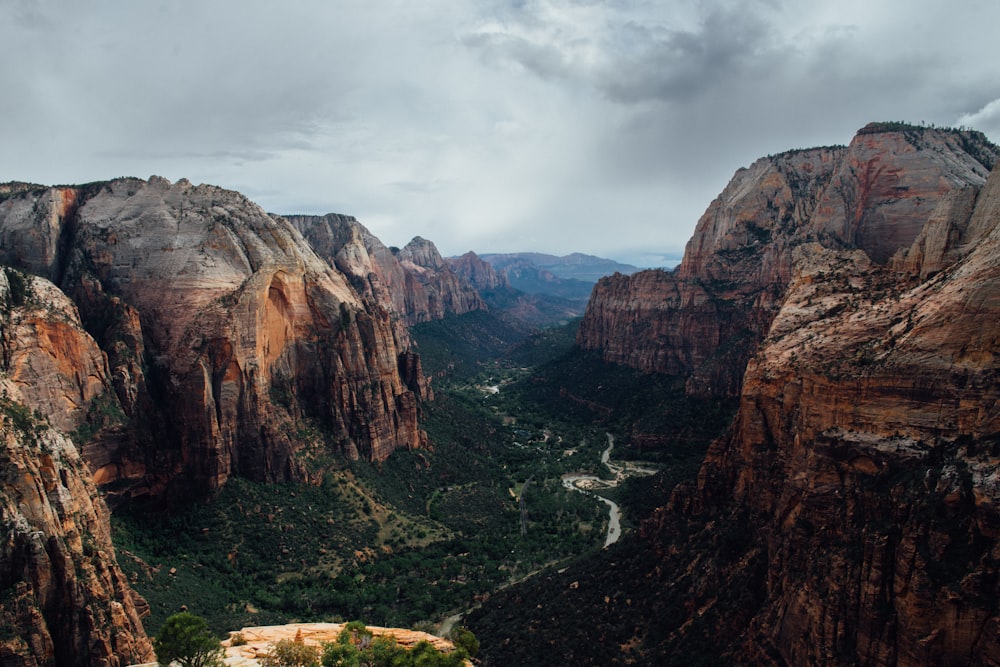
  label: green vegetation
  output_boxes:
[116,311,733,648]
[115,389,609,632]
[318,622,471,667]
[3,267,33,309]
[153,612,225,667]
[409,309,530,376]
[262,638,320,667]
[70,391,127,445]
[0,393,49,448]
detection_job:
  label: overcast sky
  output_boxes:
[2,0,998,267]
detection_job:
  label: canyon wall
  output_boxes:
[577,125,999,398]
[287,214,486,326]
[632,128,1000,665]
[0,177,428,502]
[0,270,152,666]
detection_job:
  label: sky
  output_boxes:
[1,0,998,268]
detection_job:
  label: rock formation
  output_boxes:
[0,177,427,501]
[0,270,152,667]
[577,124,999,398]
[221,622,465,663]
[603,125,1000,664]
[446,251,509,292]
[287,214,485,326]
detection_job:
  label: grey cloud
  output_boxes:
[598,7,777,104]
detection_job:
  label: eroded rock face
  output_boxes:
[0,178,427,500]
[639,157,1000,665]
[288,215,485,326]
[578,126,999,399]
[0,273,152,667]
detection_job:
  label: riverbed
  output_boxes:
[561,435,655,548]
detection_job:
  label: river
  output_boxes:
[561,435,655,548]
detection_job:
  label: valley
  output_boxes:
[110,316,691,640]
[1,123,999,666]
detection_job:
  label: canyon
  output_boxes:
[2,121,999,666]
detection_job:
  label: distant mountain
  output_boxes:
[475,252,639,302]
[479,251,639,282]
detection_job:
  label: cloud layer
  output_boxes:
[1,0,997,266]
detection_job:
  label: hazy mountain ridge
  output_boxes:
[475,252,639,304]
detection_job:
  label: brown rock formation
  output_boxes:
[635,139,1000,665]
[446,251,510,292]
[0,273,152,667]
[578,125,998,399]
[0,177,427,500]
[287,214,485,326]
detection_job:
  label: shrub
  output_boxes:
[262,637,320,667]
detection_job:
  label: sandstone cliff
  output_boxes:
[632,133,1000,665]
[578,125,999,398]
[0,270,152,667]
[0,178,427,500]
[287,214,485,326]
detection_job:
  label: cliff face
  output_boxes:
[724,245,999,666]
[288,215,485,326]
[0,272,152,667]
[635,135,1000,665]
[446,251,509,292]
[578,125,999,398]
[0,178,427,500]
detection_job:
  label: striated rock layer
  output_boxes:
[578,125,999,398]
[632,130,1000,665]
[0,271,152,667]
[287,214,485,326]
[0,177,427,501]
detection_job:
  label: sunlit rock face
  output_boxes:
[0,177,427,501]
[578,125,998,399]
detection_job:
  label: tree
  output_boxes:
[448,627,479,659]
[153,612,225,667]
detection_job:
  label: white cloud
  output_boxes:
[958,98,1000,136]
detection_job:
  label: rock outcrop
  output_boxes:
[287,214,485,326]
[634,129,1000,665]
[220,623,465,664]
[0,271,152,667]
[577,124,999,398]
[446,251,509,292]
[0,178,427,500]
